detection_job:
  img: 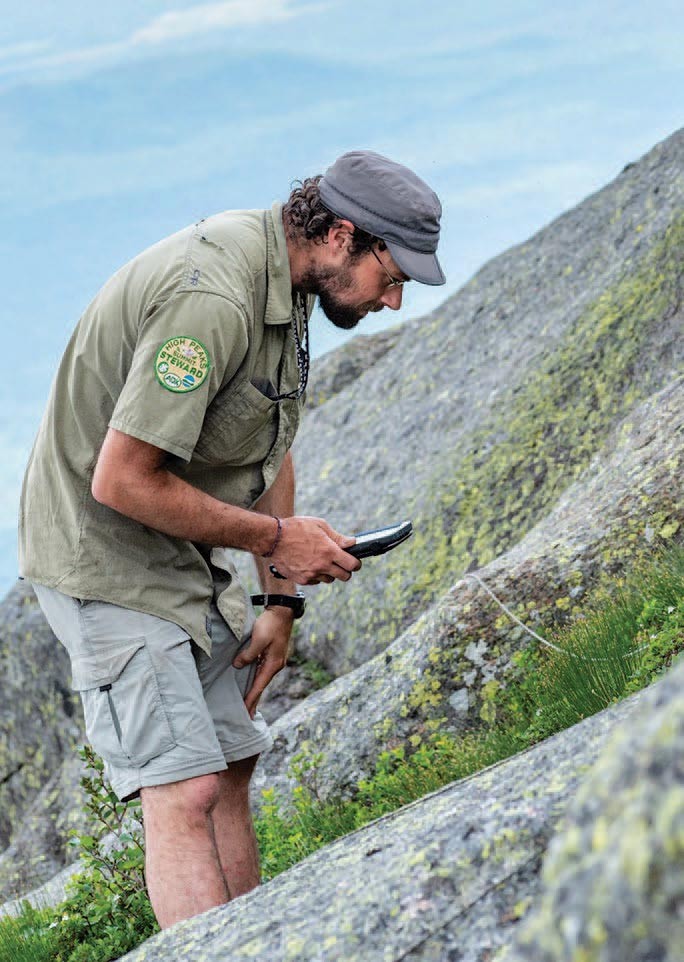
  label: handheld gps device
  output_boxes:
[268,520,413,579]
[344,520,413,559]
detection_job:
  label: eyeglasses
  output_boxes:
[370,247,406,288]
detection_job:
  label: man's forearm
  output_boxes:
[252,452,297,594]
[93,443,277,555]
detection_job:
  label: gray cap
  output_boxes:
[319,150,445,286]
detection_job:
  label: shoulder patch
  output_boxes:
[154,336,211,393]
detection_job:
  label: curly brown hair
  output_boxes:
[283,175,378,257]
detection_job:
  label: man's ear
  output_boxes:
[326,219,355,255]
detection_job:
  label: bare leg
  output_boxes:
[141,773,229,929]
[212,755,261,898]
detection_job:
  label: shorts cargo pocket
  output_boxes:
[72,641,176,768]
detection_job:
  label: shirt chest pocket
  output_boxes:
[194,379,278,466]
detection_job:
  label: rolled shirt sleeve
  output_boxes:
[109,291,249,461]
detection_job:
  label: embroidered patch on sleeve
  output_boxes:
[154,336,211,393]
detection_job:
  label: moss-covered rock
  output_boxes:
[251,376,683,810]
[0,751,88,903]
[304,326,402,409]
[499,658,684,962]
[276,130,684,678]
[0,582,85,900]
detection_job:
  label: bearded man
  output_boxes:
[19,150,445,928]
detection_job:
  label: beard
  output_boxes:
[299,263,377,330]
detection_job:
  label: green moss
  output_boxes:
[351,214,684,651]
[286,653,333,691]
[479,680,501,724]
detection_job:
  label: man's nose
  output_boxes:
[380,285,403,310]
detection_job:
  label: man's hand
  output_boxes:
[269,516,361,585]
[232,608,294,717]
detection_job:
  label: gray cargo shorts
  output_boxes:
[33,583,273,801]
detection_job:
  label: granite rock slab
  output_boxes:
[252,376,683,810]
[499,657,684,961]
[118,689,647,962]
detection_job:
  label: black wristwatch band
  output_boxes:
[250,592,306,619]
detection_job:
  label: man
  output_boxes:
[19,150,445,928]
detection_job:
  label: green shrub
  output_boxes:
[47,747,157,962]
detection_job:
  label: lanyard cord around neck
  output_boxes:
[271,291,309,402]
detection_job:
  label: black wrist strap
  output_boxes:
[250,592,306,618]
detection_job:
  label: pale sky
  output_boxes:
[1,0,683,595]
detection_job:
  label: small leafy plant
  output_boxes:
[0,745,157,962]
[50,746,158,962]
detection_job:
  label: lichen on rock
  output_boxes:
[499,658,684,962]
[275,131,684,680]
[117,684,656,962]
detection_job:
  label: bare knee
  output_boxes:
[142,773,222,829]
[218,755,259,799]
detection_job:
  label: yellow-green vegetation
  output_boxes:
[285,653,333,691]
[256,545,683,880]
[0,747,158,962]
[359,214,684,650]
[5,545,681,962]
[0,903,58,962]
[511,544,683,742]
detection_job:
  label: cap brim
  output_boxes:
[385,241,446,286]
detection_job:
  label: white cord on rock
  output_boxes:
[459,571,648,661]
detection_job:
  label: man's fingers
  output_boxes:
[303,564,357,585]
[328,532,361,565]
[331,559,360,581]
[322,532,361,576]
[332,545,362,575]
[244,678,264,717]
[244,660,279,716]
[271,516,361,583]
[322,524,355,551]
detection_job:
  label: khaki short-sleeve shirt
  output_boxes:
[19,203,307,653]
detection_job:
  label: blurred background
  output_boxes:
[1,0,683,596]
